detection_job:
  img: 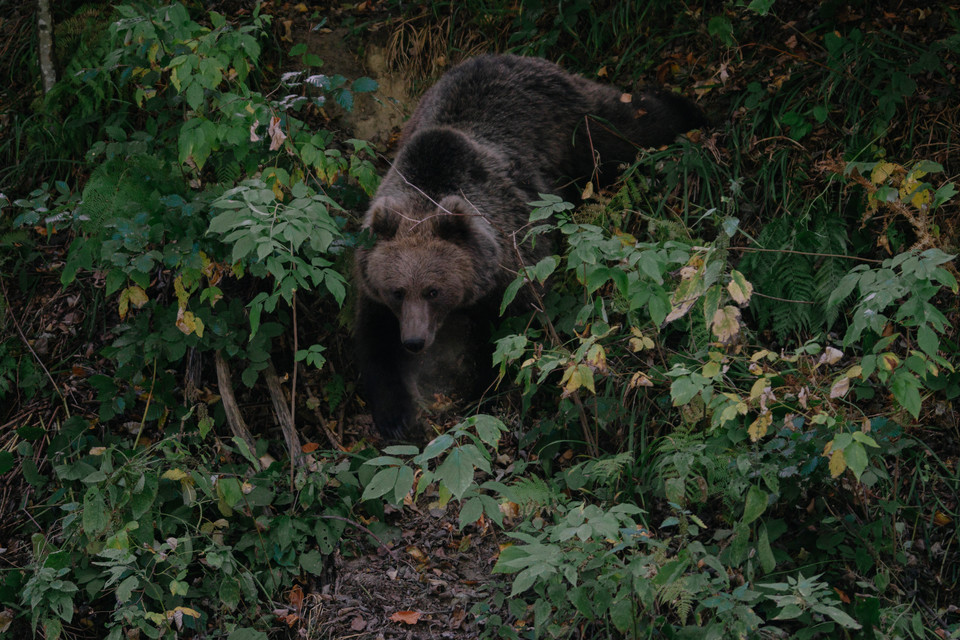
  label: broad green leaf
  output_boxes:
[845,441,868,480]
[361,466,401,501]
[757,523,776,573]
[916,323,939,357]
[299,550,325,576]
[743,485,767,525]
[82,488,109,536]
[459,497,484,529]
[436,448,475,500]
[890,371,922,418]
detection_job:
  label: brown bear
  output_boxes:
[354,54,706,439]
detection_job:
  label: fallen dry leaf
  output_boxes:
[389,610,421,625]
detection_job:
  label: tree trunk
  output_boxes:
[37,0,56,94]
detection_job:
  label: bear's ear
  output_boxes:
[366,198,401,241]
[431,195,502,263]
[431,196,476,245]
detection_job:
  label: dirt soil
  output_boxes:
[299,497,509,639]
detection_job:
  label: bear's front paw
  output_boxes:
[372,405,413,441]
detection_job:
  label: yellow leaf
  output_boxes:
[711,305,741,344]
[721,402,740,423]
[828,448,847,478]
[750,349,772,362]
[174,275,189,308]
[748,411,772,442]
[749,377,769,401]
[586,343,607,372]
[629,372,654,388]
[870,162,900,185]
[628,328,655,352]
[581,181,595,200]
[118,288,130,320]
[899,174,932,208]
[846,365,862,379]
[560,364,578,393]
[727,270,753,306]
[176,308,205,337]
[665,263,705,323]
[572,364,596,394]
[702,361,721,378]
[933,511,953,527]
[162,469,188,481]
[879,352,900,371]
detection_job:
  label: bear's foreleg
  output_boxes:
[355,296,416,439]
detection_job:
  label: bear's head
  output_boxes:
[357,195,503,353]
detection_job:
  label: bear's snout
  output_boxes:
[402,337,426,353]
[399,298,437,354]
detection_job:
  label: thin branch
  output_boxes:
[727,245,882,263]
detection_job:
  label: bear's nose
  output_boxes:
[403,338,425,353]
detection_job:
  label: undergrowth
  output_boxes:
[1,1,959,639]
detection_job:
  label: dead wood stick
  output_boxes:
[214,352,258,457]
[264,361,306,469]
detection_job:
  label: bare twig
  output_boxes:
[727,245,882,263]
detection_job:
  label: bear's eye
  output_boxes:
[391,289,405,301]
[424,288,439,300]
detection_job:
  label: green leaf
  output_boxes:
[568,586,593,618]
[670,375,703,406]
[500,277,525,315]
[743,485,767,525]
[747,0,775,15]
[436,448,475,500]
[82,488,109,536]
[217,477,244,509]
[609,596,634,632]
[417,434,455,462]
[827,272,860,307]
[361,466,401,501]
[757,523,776,573]
[0,451,13,474]
[813,604,862,629]
[459,497,484,529]
[351,77,378,92]
[916,323,939,357]
[299,550,325,576]
[116,576,138,602]
[845,441,868,480]
[393,465,415,504]
[890,371,922,418]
